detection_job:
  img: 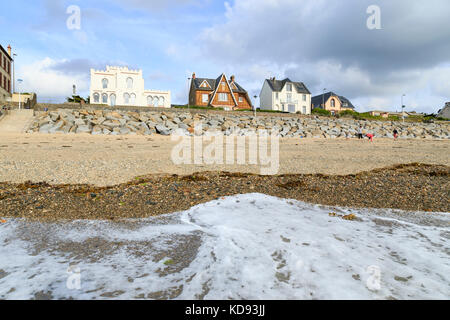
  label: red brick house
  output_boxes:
[188,73,252,111]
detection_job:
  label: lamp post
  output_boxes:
[17,79,23,110]
[12,53,17,94]
[187,77,192,109]
[401,94,406,123]
[322,88,327,109]
[253,95,258,117]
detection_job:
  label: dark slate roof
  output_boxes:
[266,78,311,94]
[311,92,355,109]
[192,78,216,91]
[192,74,248,94]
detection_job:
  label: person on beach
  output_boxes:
[357,126,364,139]
[366,133,374,142]
[393,129,398,140]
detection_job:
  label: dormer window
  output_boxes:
[200,80,210,88]
[286,83,292,92]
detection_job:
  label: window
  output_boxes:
[239,97,243,103]
[93,93,100,103]
[202,94,209,103]
[287,83,292,92]
[102,78,108,89]
[219,93,228,102]
[124,93,130,104]
[147,96,153,106]
[303,94,306,101]
[153,97,159,107]
[130,93,136,105]
[102,93,108,104]
[221,82,226,90]
[127,77,133,89]
[275,92,279,99]
[303,106,307,114]
[160,96,165,106]
[110,94,116,107]
[287,93,292,103]
[331,99,336,108]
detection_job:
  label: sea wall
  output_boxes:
[27,108,450,139]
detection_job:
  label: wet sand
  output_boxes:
[0,133,449,186]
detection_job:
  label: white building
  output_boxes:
[90,66,171,108]
[259,78,311,114]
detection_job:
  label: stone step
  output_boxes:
[0,109,35,133]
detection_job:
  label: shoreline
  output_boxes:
[1,163,449,221]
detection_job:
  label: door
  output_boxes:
[288,104,296,113]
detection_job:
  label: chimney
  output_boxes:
[192,72,196,79]
[7,45,11,57]
[230,75,235,82]
[271,77,276,82]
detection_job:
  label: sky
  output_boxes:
[1,0,449,113]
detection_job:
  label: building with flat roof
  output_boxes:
[90,66,171,108]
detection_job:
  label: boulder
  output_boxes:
[76,125,92,134]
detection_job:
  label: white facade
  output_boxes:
[260,79,311,114]
[90,66,171,108]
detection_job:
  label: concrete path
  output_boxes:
[0,109,34,133]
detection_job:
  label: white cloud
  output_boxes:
[197,0,450,112]
[17,58,89,102]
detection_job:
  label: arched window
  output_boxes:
[102,93,108,104]
[102,79,108,89]
[331,98,336,108]
[123,93,130,104]
[110,94,116,107]
[147,95,153,106]
[159,96,165,107]
[126,77,133,89]
[130,93,136,105]
[93,93,100,103]
[153,97,159,107]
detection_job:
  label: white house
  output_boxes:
[90,66,171,108]
[259,78,311,114]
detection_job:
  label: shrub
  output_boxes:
[312,108,332,116]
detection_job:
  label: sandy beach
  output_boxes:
[0,133,449,186]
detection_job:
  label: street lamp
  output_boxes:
[17,79,23,110]
[253,95,258,117]
[401,94,406,123]
[187,77,192,109]
[322,88,327,109]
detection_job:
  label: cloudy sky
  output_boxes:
[1,0,449,112]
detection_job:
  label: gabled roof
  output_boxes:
[265,78,311,94]
[209,73,238,106]
[311,92,355,109]
[192,75,248,94]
